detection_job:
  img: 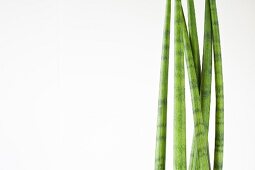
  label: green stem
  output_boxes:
[154,0,171,169]
[187,0,201,87]
[173,0,186,169]
[189,0,213,169]
[187,0,201,169]
[200,0,213,168]
[177,1,210,169]
[209,0,224,169]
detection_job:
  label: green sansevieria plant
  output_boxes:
[154,0,224,169]
[154,0,171,169]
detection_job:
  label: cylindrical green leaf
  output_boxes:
[209,0,224,169]
[187,0,201,87]
[154,0,171,169]
[189,0,213,169]
[173,0,186,169]
[177,1,210,169]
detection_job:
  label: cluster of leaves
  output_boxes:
[154,0,224,170]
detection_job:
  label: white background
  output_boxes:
[0,0,254,169]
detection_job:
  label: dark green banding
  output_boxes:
[189,0,213,169]
[209,0,224,169]
[186,0,202,169]
[154,0,171,169]
[201,0,213,164]
[177,1,210,169]
[187,0,201,88]
[201,0,213,128]
[173,0,186,169]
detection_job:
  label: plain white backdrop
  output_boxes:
[0,0,254,169]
